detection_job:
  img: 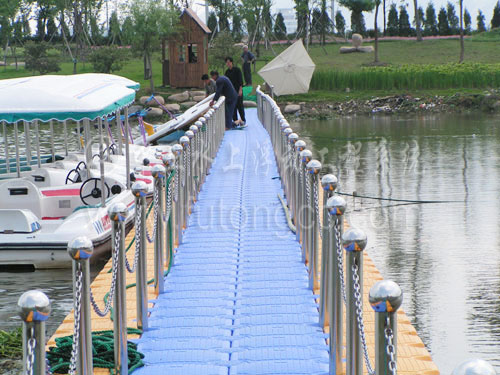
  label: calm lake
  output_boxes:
[290,113,500,374]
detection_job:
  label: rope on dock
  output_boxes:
[277,193,296,233]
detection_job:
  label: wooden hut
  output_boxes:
[162,8,211,88]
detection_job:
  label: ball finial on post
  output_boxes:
[342,228,367,252]
[369,280,403,313]
[67,236,94,261]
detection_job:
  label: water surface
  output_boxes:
[291,113,500,374]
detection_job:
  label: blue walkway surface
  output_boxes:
[134,108,330,375]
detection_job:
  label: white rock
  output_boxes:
[284,104,301,114]
[10,62,25,66]
[139,95,165,106]
[352,33,363,48]
[181,101,198,109]
[193,95,205,102]
[243,101,257,108]
[164,103,181,112]
[145,107,164,118]
[189,90,205,98]
[168,91,190,102]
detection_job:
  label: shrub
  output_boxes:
[24,41,61,74]
[89,45,130,73]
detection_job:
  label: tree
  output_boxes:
[208,0,234,31]
[438,7,449,35]
[24,41,61,74]
[412,0,422,40]
[338,0,375,35]
[294,0,310,42]
[492,1,500,29]
[209,30,239,70]
[109,11,121,44]
[274,12,287,39]
[476,10,486,32]
[335,10,346,36]
[459,0,464,62]
[89,46,130,73]
[398,5,412,36]
[121,16,134,45]
[387,3,398,36]
[463,8,471,34]
[125,0,179,92]
[207,12,217,37]
[240,0,273,56]
[0,0,20,69]
[232,12,243,41]
[424,2,438,35]
[373,0,381,63]
[446,2,459,34]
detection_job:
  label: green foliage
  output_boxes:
[232,12,243,41]
[340,0,375,35]
[477,10,486,32]
[209,30,239,71]
[294,0,309,39]
[0,327,22,359]
[424,2,438,36]
[89,45,130,73]
[492,1,500,29]
[109,11,121,44]
[464,8,472,34]
[438,7,450,35]
[207,12,218,36]
[335,10,346,36]
[414,6,425,28]
[208,0,234,31]
[387,4,399,36]
[310,63,500,91]
[24,41,61,74]
[121,17,134,45]
[398,5,412,36]
[351,10,366,34]
[274,12,287,39]
[446,2,459,34]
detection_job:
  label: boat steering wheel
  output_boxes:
[79,178,110,206]
[65,161,87,184]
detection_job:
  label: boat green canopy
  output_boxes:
[0,73,140,123]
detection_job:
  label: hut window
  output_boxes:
[188,44,198,63]
[178,45,186,62]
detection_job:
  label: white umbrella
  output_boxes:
[258,39,316,96]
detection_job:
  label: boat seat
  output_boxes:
[27,168,71,188]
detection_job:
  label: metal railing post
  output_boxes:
[319,174,338,328]
[163,152,176,266]
[68,236,94,374]
[288,133,299,218]
[299,149,312,263]
[452,359,498,375]
[172,144,184,245]
[306,159,321,291]
[294,140,306,243]
[282,128,292,192]
[18,290,50,375]
[326,196,347,375]
[179,136,190,227]
[343,228,368,375]
[369,280,403,375]
[185,130,195,207]
[131,181,149,331]
[109,202,128,375]
[152,165,166,295]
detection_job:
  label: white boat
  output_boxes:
[0,74,189,269]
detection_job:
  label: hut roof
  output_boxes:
[182,8,211,34]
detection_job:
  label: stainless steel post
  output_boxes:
[288,133,298,217]
[282,127,292,192]
[152,165,166,295]
[63,120,69,157]
[294,141,306,242]
[452,359,498,375]
[116,109,123,155]
[18,290,51,375]
[131,181,149,330]
[306,159,321,291]
[49,120,55,162]
[189,124,200,193]
[163,152,176,266]
[369,280,403,375]
[180,135,190,225]
[98,117,106,208]
[343,228,368,375]
[326,196,347,375]
[319,174,338,327]
[67,236,94,375]
[172,144,183,245]
[2,121,9,172]
[24,121,32,165]
[109,203,128,375]
[185,130,195,205]
[83,119,92,167]
[34,120,40,168]
[299,150,312,263]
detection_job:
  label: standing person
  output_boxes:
[224,57,246,125]
[210,71,238,130]
[241,45,256,86]
[201,74,216,96]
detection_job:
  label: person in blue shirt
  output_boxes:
[241,45,256,86]
[210,71,238,130]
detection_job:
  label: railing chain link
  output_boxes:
[334,217,347,304]
[68,263,83,375]
[25,327,36,375]
[146,188,159,244]
[174,159,179,201]
[165,175,173,222]
[385,316,398,375]
[313,180,322,238]
[89,226,121,317]
[352,262,375,375]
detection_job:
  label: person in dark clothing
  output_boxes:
[224,57,246,124]
[201,74,216,96]
[241,45,255,86]
[210,71,238,130]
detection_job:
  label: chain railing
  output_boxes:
[14,99,228,375]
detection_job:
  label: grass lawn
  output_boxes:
[1,31,499,102]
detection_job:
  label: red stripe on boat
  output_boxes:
[41,189,80,197]
[42,216,64,220]
[136,178,152,184]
